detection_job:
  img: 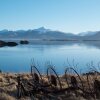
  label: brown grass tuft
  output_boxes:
[0,92,15,100]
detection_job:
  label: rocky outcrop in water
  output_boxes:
[0,40,6,47]
[0,40,18,47]
[20,40,29,44]
[6,42,18,47]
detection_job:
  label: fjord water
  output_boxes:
[0,41,100,74]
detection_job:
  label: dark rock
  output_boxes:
[6,42,18,47]
[0,40,6,47]
[20,40,29,44]
[0,40,18,47]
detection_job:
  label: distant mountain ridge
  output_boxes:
[0,27,100,40]
[79,31,99,36]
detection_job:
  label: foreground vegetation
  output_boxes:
[0,70,100,100]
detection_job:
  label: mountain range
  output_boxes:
[0,27,100,41]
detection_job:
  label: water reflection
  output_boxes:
[0,41,100,74]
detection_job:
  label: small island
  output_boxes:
[20,40,29,44]
[0,40,18,47]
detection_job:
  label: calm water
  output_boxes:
[0,41,100,74]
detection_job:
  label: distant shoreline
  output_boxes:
[1,38,100,41]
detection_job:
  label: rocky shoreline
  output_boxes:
[0,40,30,47]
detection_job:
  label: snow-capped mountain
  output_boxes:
[34,27,51,33]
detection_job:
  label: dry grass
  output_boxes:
[0,73,100,100]
[0,92,15,100]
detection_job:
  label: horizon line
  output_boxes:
[0,27,100,34]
